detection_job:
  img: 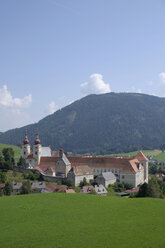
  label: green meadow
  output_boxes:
[0,193,165,248]
[0,143,21,162]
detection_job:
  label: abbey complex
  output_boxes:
[22,133,148,187]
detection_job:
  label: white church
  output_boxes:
[22,132,52,168]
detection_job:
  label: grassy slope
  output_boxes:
[111,150,165,162]
[0,143,21,162]
[0,194,165,248]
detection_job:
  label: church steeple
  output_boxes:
[33,129,42,166]
[22,130,30,159]
[23,130,29,145]
[34,131,40,145]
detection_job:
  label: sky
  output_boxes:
[1,0,165,131]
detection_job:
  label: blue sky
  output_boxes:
[0,0,165,131]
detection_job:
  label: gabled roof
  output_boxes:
[81,185,94,193]
[61,153,71,166]
[99,172,116,181]
[39,157,58,167]
[135,151,148,161]
[45,184,67,193]
[70,165,93,176]
[94,184,107,194]
[67,156,141,174]
[37,152,144,174]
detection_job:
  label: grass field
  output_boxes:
[111,150,165,162]
[0,143,21,162]
[0,194,165,248]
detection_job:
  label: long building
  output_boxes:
[22,133,148,187]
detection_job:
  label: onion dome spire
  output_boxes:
[23,130,29,145]
[34,130,40,145]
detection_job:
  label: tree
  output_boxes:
[79,177,89,187]
[17,157,26,167]
[21,181,32,194]
[2,148,15,170]
[0,153,5,170]
[0,171,7,183]
[137,178,163,198]
[4,182,12,196]
[2,148,15,163]
[123,183,134,190]
[147,177,162,198]
[137,183,148,197]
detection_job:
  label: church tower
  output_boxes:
[33,132,42,166]
[22,132,30,159]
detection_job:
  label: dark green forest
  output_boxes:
[1,92,165,154]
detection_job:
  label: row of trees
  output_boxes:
[136,177,165,198]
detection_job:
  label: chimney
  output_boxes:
[59,148,63,159]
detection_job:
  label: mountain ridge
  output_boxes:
[1,92,165,154]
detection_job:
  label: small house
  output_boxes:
[80,185,94,194]
[94,184,107,196]
[96,172,116,187]
[67,165,94,186]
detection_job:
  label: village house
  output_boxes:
[45,184,75,193]
[94,185,107,196]
[80,185,95,194]
[12,181,46,195]
[67,165,94,186]
[96,172,116,187]
[22,134,148,188]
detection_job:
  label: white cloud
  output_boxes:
[159,72,165,84]
[0,85,32,108]
[0,85,32,131]
[47,101,58,114]
[80,73,111,95]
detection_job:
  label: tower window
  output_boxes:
[35,152,37,155]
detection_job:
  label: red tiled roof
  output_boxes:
[39,157,58,167]
[135,151,148,161]
[68,156,140,174]
[82,185,94,194]
[125,187,140,193]
[37,155,143,174]
[71,165,93,176]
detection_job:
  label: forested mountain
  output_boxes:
[1,92,165,154]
